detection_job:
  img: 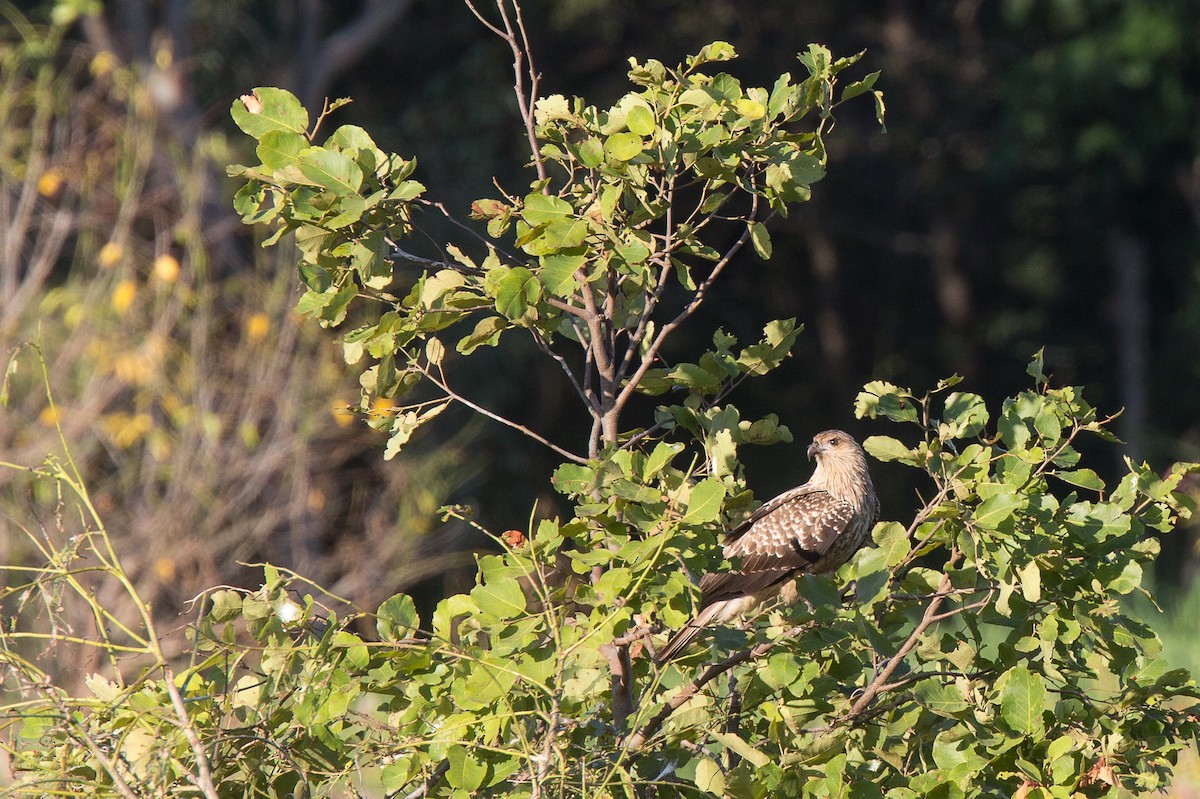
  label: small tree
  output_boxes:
[3,3,1197,798]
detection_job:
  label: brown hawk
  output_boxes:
[655,429,879,664]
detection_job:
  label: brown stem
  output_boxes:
[843,550,963,721]
[626,621,813,751]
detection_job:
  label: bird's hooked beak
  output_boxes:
[807,439,827,461]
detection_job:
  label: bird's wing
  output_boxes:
[723,487,857,574]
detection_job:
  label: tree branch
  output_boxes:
[626,621,815,751]
[419,366,588,464]
[842,550,964,722]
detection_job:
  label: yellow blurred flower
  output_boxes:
[368,397,396,419]
[38,406,60,427]
[37,169,62,197]
[111,279,137,314]
[103,412,153,448]
[153,556,177,582]
[153,254,180,283]
[245,312,271,341]
[98,241,123,268]
[90,50,117,78]
[330,399,356,426]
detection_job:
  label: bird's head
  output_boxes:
[806,429,860,462]
[807,429,872,499]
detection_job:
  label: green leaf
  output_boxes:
[733,98,766,119]
[973,492,1022,531]
[998,665,1046,739]
[298,148,364,196]
[457,316,507,355]
[693,757,725,795]
[1107,560,1142,595]
[471,577,527,620]
[625,104,656,136]
[872,521,910,568]
[577,138,604,168]
[914,680,968,717]
[521,193,573,226]
[446,746,486,792]
[1018,561,1041,603]
[711,731,771,768]
[376,593,419,641]
[1053,468,1104,492]
[494,266,542,320]
[231,87,309,138]
[749,221,772,260]
[941,392,989,439]
[682,477,726,524]
[605,132,644,161]
[644,442,683,478]
[256,130,306,170]
[841,70,881,102]
[863,435,915,464]
[539,253,584,297]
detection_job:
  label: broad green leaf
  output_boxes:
[693,757,725,794]
[749,221,772,259]
[376,593,419,641]
[1053,468,1104,492]
[711,731,771,767]
[974,492,1022,531]
[682,477,726,524]
[841,70,881,102]
[577,138,604,167]
[539,253,584,297]
[494,266,542,320]
[733,98,766,119]
[863,435,915,464]
[915,680,968,717]
[446,746,486,792]
[1107,560,1142,595]
[457,316,507,355]
[643,442,683,478]
[872,521,910,568]
[256,130,306,171]
[605,132,644,161]
[625,104,656,136]
[471,577,527,620]
[1018,561,1041,603]
[231,87,308,138]
[522,193,573,226]
[998,665,1046,739]
[942,392,989,439]
[298,148,364,196]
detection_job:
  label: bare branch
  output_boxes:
[419,365,588,464]
[465,0,547,184]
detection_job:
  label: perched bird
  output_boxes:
[655,429,879,664]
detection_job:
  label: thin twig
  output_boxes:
[626,620,814,750]
[162,665,221,799]
[398,760,450,799]
[613,197,758,417]
[419,365,588,464]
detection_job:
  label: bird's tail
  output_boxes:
[654,603,724,665]
[655,622,703,665]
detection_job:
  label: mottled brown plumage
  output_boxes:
[655,430,879,664]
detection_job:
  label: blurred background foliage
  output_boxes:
[1,0,1198,703]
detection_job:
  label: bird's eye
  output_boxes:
[829,436,841,446]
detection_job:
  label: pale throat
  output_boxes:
[810,455,870,504]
